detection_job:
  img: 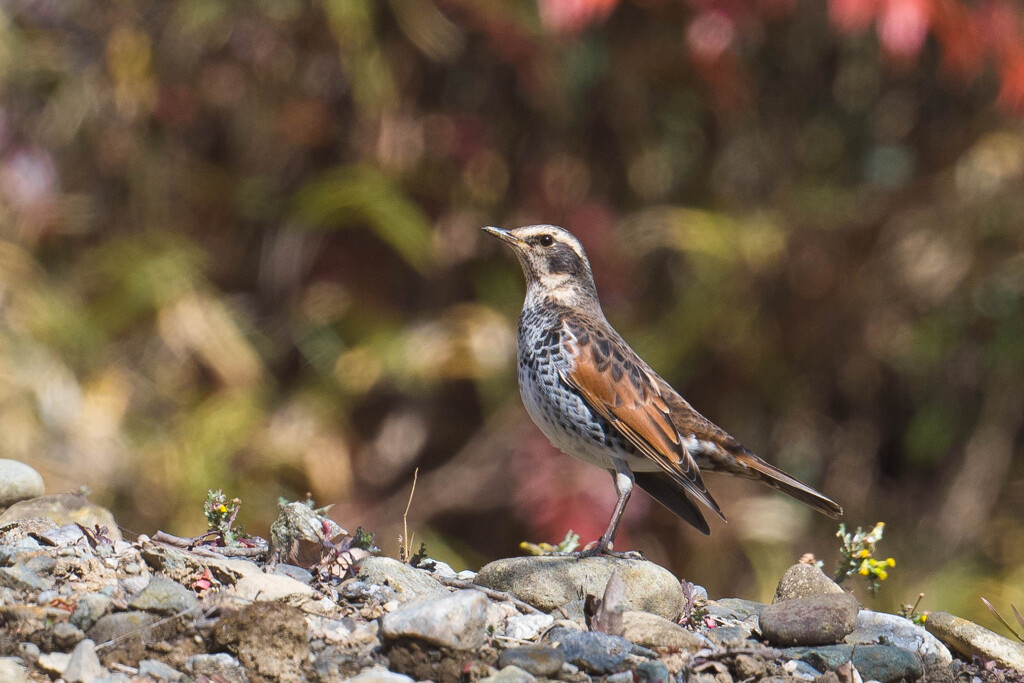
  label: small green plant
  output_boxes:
[520,530,581,555]
[353,526,380,553]
[981,598,1024,643]
[833,522,895,595]
[899,593,927,625]
[204,489,245,546]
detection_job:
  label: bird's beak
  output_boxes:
[481,226,525,248]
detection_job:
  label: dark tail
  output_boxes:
[634,471,714,534]
[731,449,843,518]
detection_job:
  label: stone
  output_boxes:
[708,597,766,620]
[211,601,309,681]
[36,523,87,547]
[846,609,951,665]
[64,639,107,683]
[707,625,754,647]
[138,659,186,681]
[185,653,249,683]
[489,665,537,683]
[0,494,121,542]
[475,556,684,620]
[620,610,704,651]
[71,593,112,631]
[543,626,633,674]
[356,556,448,603]
[636,660,671,683]
[272,563,313,583]
[504,613,554,641]
[760,593,859,646]
[53,621,85,648]
[0,657,29,683]
[0,564,55,592]
[346,667,416,683]
[773,564,844,602]
[36,651,70,676]
[851,644,923,682]
[784,644,854,671]
[925,611,1024,672]
[499,645,565,677]
[380,589,489,650]
[87,611,157,643]
[0,460,45,508]
[606,672,634,683]
[129,575,198,615]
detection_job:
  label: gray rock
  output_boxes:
[0,564,54,591]
[846,609,951,665]
[185,653,250,683]
[851,644,923,682]
[37,651,70,676]
[356,556,448,603]
[709,597,766,620]
[784,644,854,671]
[346,667,416,683]
[707,625,754,647]
[788,659,823,679]
[138,659,186,681]
[18,642,40,662]
[543,626,633,674]
[0,657,29,683]
[380,589,489,650]
[606,672,634,683]
[272,563,313,584]
[87,611,157,643]
[620,610,704,651]
[71,593,112,631]
[129,576,198,615]
[488,665,537,683]
[635,660,671,683]
[36,523,87,547]
[0,460,45,508]
[53,621,85,648]
[0,494,121,542]
[925,611,1024,672]
[475,556,683,620]
[760,593,860,646]
[499,645,565,677]
[504,613,554,641]
[64,639,107,683]
[773,564,844,602]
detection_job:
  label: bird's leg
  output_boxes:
[579,465,642,559]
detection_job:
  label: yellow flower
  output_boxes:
[859,566,870,576]
[218,504,228,513]
[886,557,895,567]
[858,549,871,558]
[920,614,927,622]
[877,569,888,581]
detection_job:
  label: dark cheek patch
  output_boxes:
[546,246,585,276]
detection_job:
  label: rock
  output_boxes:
[230,564,318,603]
[606,672,635,683]
[707,625,755,647]
[129,576,198,615]
[499,645,565,677]
[0,460,45,508]
[784,644,853,671]
[846,610,951,665]
[356,556,448,603]
[185,653,249,683]
[212,602,310,681]
[636,660,671,683]
[346,667,416,683]
[138,659,186,681]
[87,611,158,643]
[0,564,55,592]
[36,523,87,547]
[0,657,29,683]
[64,639,107,683]
[36,651,70,676]
[543,626,633,674]
[488,665,537,683]
[709,598,766,620]
[380,589,489,650]
[272,563,313,583]
[475,556,683,620]
[0,494,121,542]
[851,644,923,682]
[925,611,1024,672]
[733,654,768,678]
[18,642,40,662]
[620,610,704,651]
[53,621,85,648]
[760,593,860,646]
[773,564,844,602]
[71,593,112,631]
[504,613,554,641]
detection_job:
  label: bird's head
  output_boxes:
[482,224,599,308]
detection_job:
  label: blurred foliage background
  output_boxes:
[1,0,1022,625]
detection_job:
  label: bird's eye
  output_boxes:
[538,235,554,247]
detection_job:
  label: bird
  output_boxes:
[482,224,842,555]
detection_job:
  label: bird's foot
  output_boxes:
[576,540,644,560]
